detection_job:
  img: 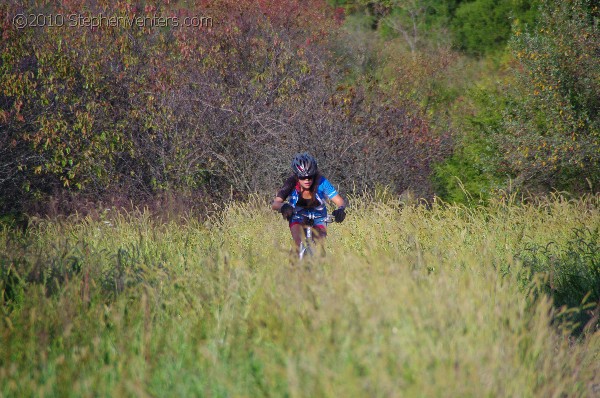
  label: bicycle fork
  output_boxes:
[298,226,314,260]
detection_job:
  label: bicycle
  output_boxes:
[293,208,335,260]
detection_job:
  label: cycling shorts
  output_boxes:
[289,207,328,229]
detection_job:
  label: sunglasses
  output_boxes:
[298,175,315,181]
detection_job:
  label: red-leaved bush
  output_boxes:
[0,0,448,214]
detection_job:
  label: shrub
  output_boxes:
[452,0,540,56]
[432,86,509,203]
[1,0,449,215]
[519,226,600,334]
[499,0,600,192]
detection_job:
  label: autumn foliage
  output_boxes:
[500,0,600,191]
[0,0,448,214]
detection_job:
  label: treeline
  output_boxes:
[1,0,447,215]
[1,0,598,216]
[335,0,599,201]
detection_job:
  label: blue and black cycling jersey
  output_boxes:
[276,174,339,210]
[276,174,339,228]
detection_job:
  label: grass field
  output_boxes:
[1,193,599,397]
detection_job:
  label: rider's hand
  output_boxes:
[332,206,346,223]
[280,203,294,220]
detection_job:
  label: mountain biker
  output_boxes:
[271,152,346,248]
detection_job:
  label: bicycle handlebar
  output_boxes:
[292,208,335,225]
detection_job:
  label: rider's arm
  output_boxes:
[319,176,345,209]
[271,197,285,211]
[331,194,345,209]
[272,175,296,211]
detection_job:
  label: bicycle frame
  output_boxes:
[295,211,335,260]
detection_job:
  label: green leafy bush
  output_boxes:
[519,227,600,333]
[452,0,540,56]
[499,0,600,191]
[433,86,508,203]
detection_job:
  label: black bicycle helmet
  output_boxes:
[291,152,318,177]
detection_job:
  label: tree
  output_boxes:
[452,0,540,56]
[499,0,600,191]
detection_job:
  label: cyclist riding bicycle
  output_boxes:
[271,152,346,248]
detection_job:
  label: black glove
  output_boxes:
[332,206,346,223]
[280,203,294,220]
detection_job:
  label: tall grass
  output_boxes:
[1,193,599,397]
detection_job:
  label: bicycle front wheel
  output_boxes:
[298,242,313,260]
